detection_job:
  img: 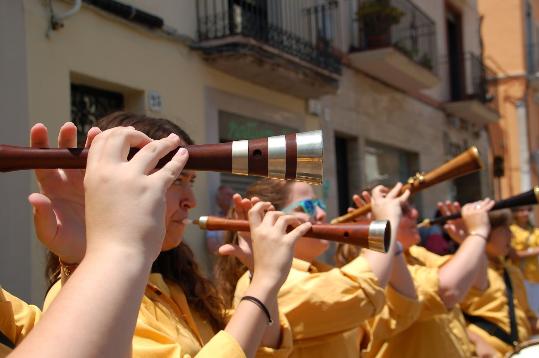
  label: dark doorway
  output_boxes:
[454,172,482,204]
[446,7,465,101]
[335,136,352,215]
[229,0,269,39]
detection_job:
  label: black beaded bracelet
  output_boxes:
[241,295,273,326]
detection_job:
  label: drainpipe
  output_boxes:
[49,0,82,31]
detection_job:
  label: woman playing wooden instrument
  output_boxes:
[337,194,495,357]
[4,123,310,358]
[439,203,539,356]
[214,179,417,358]
[36,113,313,358]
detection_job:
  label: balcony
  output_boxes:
[443,53,500,125]
[348,0,438,91]
[195,0,342,99]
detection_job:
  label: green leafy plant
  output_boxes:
[357,0,404,48]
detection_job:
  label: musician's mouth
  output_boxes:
[171,216,187,225]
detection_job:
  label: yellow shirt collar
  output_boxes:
[146,273,205,346]
[148,273,172,297]
[291,258,330,273]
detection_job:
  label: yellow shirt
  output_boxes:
[45,273,292,358]
[0,288,41,357]
[460,259,537,355]
[511,224,539,282]
[367,246,474,358]
[363,283,421,357]
[234,257,386,358]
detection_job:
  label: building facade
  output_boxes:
[0,0,495,304]
[479,0,539,207]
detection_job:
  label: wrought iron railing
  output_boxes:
[196,0,342,74]
[448,53,499,113]
[350,0,436,72]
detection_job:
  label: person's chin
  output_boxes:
[161,238,183,251]
[160,230,185,251]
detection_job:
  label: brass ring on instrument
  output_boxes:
[468,146,484,169]
[232,140,249,176]
[267,135,287,180]
[534,186,539,203]
[367,220,389,253]
[198,216,209,229]
[406,172,426,187]
[295,130,324,185]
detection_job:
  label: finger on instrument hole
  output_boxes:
[262,210,284,226]
[131,133,181,173]
[275,215,301,233]
[152,147,189,188]
[248,202,273,228]
[286,222,312,244]
[105,127,153,163]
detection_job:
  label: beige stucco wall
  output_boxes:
[0,0,34,303]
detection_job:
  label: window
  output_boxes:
[365,141,421,210]
[446,6,465,101]
[70,84,124,146]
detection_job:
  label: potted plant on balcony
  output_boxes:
[357,0,404,49]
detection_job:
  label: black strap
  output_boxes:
[463,313,515,347]
[463,267,519,347]
[0,329,15,350]
[503,267,519,345]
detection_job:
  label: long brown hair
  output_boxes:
[46,111,226,331]
[214,179,293,308]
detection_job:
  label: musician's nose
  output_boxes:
[181,187,196,210]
